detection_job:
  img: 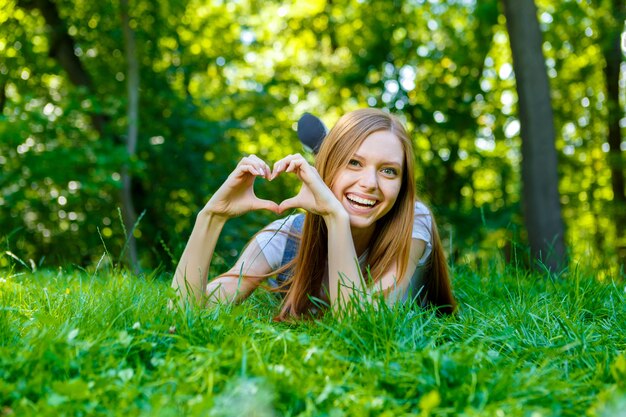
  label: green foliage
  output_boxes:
[0,264,624,415]
[0,0,624,272]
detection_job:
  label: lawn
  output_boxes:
[1,263,625,416]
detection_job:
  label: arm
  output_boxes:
[205,239,273,305]
[325,222,427,309]
[171,211,227,305]
[373,238,426,305]
[323,212,366,309]
[171,155,278,307]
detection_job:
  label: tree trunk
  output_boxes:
[120,0,140,273]
[602,0,626,265]
[501,0,567,272]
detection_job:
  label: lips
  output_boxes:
[346,193,378,208]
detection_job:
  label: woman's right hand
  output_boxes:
[202,155,280,219]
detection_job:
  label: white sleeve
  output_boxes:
[412,201,433,266]
[254,216,296,270]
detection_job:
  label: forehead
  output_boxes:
[354,130,404,165]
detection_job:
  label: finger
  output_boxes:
[247,155,272,179]
[285,157,308,174]
[276,154,305,175]
[239,156,266,177]
[272,154,300,178]
[252,198,280,214]
[271,159,286,179]
[277,196,302,214]
[239,155,256,166]
[285,160,298,174]
[237,164,263,177]
[271,162,283,180]
[282,153,305,166]
[243,164,262,176]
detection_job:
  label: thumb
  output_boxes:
[278,196,302,214]
[252,198,280,214]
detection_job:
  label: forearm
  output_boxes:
[171,210,227,305]
[324,212,365,311]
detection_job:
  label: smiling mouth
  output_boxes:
[346,194,378,208]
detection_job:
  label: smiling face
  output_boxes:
[330,130,405,234]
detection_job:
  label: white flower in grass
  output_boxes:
[118,330,133,347]
[0,278,6,283]
[150,357,165,368]
[132,321,141,330]
[210,377,276,417]
[67,328,79,343]
[268,364,290,375]
[118,368,134,382]
[303,346,322,363]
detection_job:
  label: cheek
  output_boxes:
[330,170,350,196]
[330,184,342,200]
[385,181,403,203]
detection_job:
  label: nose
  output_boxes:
[358,167,378,190]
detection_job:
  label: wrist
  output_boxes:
[199,196,231,219]
[196,208,229,227]
[322,205,349,226]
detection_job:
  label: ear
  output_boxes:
[297,113,327,154]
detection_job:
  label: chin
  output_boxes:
[347,215,377,230]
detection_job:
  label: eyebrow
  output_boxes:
[353,153,403,167]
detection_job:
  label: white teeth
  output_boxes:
[347,194,376,206]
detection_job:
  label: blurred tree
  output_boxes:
[120,0,140,272]
[534,0,624,275]
[501,0,566,271]
[3,0,243,269]
[597,0,625,265]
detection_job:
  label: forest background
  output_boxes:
[1,0,625,279]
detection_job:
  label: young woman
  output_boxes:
[171,108,456,320]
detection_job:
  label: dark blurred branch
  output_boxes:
[16,0,107,137]
[0,80,6,113]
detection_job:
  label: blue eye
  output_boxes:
[348,159,361,167]
[382,167,398,176]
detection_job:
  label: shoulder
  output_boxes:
[414,200,431,217]
[255,214,301,270]
[411,200,434,265]
[412,201,433,239]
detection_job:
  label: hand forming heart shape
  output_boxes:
[202,154,344,220]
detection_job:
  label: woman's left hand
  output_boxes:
[272,154,346,218]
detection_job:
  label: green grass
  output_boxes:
[1,264,625,416]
